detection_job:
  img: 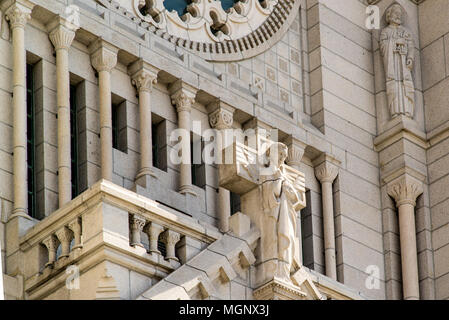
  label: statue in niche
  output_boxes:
[259,142,303,282]
[380,4,415,119]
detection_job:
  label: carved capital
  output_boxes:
[130,214,146,231]
[131,70,157,93]
[42,235,58,251]
[284,137,306,168]
[161,229,181,246]
[209,107,234,130]
[387,175,423,207]
[314,162,338,184]
[48,17,79,51]
[5,3,32,29]
[171,91,195,113]
[89,40,118,73]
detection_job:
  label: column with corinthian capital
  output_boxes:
[387,174,423,300]
[89,40,118,181]
[4,1,34,218]
[48,17,79,207]
[208,101,235,232]
[129,60,159,183]
[169,81,197,196]
[314,155,339,280]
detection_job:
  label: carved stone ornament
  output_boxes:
[380,4,416,119]
[103,0,301,61]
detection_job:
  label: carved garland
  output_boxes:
[108,0,300,61]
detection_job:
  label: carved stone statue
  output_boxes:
[259,142,303,282]
[380,4,415,119]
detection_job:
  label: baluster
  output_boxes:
[144,222,164,254]
[161,229,181,262]
[56,226,73,259]
[68,217,82,249]
[129,214,146,247]
[42,235,58,267]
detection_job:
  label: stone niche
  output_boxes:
[219,140,306,295]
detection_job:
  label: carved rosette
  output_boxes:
[387,175,423,207]
[314,162,339,184]
[209,107,234,130]
[131,71,157,93]
[5,4,32,30]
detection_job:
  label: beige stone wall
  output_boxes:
[419,0,449,300]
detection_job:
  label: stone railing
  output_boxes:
[19,179,221,299]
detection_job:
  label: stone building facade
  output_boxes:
[0,0,447,300]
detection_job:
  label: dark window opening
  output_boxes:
[163,0,191,16]
[152,119,167,172]
[70,84,80,198]
[111,99,127,153]
[230,192,241,215]
[26,63,37,219]
[191,134,205,189]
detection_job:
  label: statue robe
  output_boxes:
[261,165,300,281]
[380,25,415,118]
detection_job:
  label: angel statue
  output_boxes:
[380,4,415,119]
[259,142,303,282]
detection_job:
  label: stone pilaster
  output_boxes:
[208,100,235,233]
[387,174,423,300]
[89,40,118,181]
[169,80,197,196]
[48,17,79,207]
[314,154,339,281]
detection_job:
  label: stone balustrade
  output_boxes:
[18,179,220,299]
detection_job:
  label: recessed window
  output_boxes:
[70,84,80,198]
[230,192,241,215]
[191,133,205,189]
[111,98,127,153]
[26,63,37,218]
[152,118,167,172]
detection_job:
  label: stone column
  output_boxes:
[48,17,79,207]
[129,60,159,182]
[285,136,306,265]
[89,40,118,181]
[387,174,423,300]
[4,1,33,218]
[208,101,235,233]
[314,157,339,280]
[169,81,197,196]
